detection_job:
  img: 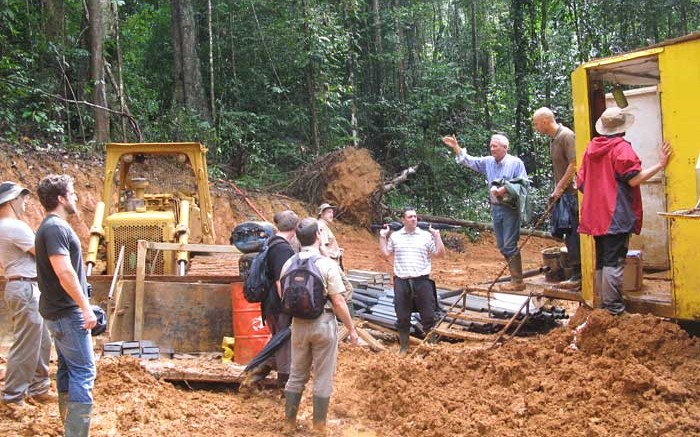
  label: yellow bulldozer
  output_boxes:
[84,142,216,277]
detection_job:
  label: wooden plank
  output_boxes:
[432,326,494,342]
[446,311,509,326]
[143,241,241,254]
[356,327,387,352]
[134,240,147,340]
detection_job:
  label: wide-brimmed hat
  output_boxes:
[318,203,335,216]
[0,181,30,205]
[595,106,635,136]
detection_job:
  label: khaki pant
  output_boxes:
[284,312,338,398]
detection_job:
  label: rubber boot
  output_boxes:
[312,396,330,432]
[601,265,626,315]
[58,392,68,425]
[500,253,526,291]
[65,402,92,437]
[284,391,302,426]
[398,330,410,355]
[277,373,289,389]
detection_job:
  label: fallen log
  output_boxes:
[382,166,417,193]
[393,211,555,239]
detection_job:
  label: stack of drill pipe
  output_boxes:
[440,292,539,318]
[438,293,569,335]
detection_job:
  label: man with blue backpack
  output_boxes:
[281,217,358,432]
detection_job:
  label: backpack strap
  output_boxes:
[266,235,289,250]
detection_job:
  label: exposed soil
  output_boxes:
[1,142,698,436]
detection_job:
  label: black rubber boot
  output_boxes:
[284,391,302,425]
[312,396,330,431]
[398,330,410,355]
[65,402,92,437]
[58,392,68,424]
[277,373,289,389]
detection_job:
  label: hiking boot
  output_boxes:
[28,391,58,404]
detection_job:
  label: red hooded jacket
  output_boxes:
[577,136,643,236]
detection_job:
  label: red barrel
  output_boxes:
[231,282,271,365]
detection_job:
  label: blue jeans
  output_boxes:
[491,204,520,258]
[45,309,96,404]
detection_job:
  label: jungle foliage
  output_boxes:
[0,0,698,223]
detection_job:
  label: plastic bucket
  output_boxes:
[231,282,271,365]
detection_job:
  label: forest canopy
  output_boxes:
[1,0,698,222]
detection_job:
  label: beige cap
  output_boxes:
[595,106,635,136]
[318,203,335,216]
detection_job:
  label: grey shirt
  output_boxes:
[0,218,37,278]
[35,214,88,320]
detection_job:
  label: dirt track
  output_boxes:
[1,144,699,436]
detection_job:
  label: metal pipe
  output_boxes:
[85,201,105,275]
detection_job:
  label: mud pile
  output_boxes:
[333,308,700,436]
[287,147,383,226]
[321,147,382,226]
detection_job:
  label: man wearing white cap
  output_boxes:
[578,106,671,315]
[0,182,54,407]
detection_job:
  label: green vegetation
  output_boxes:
[1,0,697,224]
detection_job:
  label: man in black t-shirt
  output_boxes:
[35,174,96,436]
[242,210,298,390]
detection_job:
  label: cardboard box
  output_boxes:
[623,250,643,291]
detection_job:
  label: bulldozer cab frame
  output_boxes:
[87,142,216,275]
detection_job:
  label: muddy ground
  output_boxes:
[1,143,699,436]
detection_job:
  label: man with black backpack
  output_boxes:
[282,217,358,432]
[241,210,298,390]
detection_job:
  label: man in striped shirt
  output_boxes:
[443,133,529,291]
[379,208,445,354]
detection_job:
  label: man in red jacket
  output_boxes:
[577,106,671,314]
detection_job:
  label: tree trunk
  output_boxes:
[394,0,406,105]
[111,1,128,140]
[510,0,530,158]
[207,0,216,124]
[88,0,109,145]
[539,0,550,105]
[371,0,384,97]
[302,0,319,155]
[41,0,64,42]
[171,0,210,120]
[345,0,359,147]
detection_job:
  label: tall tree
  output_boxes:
[511,0,531,158]
[88,0,109,144]
[302,0,319,154]
[171,0,210,120]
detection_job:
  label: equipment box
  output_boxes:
[623,250,643,292]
